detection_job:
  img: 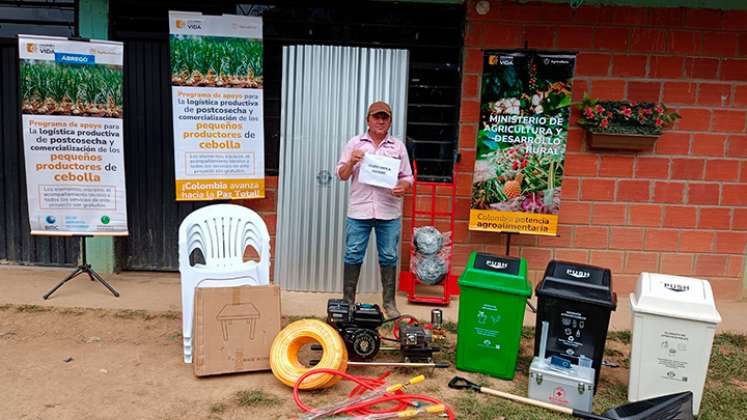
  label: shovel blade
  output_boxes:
[599,391,694,420]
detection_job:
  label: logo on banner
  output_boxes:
[45,215,56,224]
[27,43,55,54]
[175,19,203,30]
[89,47,118,56]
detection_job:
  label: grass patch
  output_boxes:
[379,320,394,335]
[708,334,747,382]
[592,381,628,413]
[699,384,747,420]
[235,389,280,408]
[452,392,566,420]
[113,309,147,319]
[713,331,747,348]
[111,309,178,321]
[604,347,624,358]
[16,304,51,313]
[167,331,183,342]
[440,339,457,364]
[58,308,86,316]
[442,320,458,334]
[607,330,631,344]
[209,402,225,414]
[521,326,535,339]
[159,311,180,320]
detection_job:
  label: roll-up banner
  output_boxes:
[169,11,265,201]
[18,35,128,236]
[469,50,576,237]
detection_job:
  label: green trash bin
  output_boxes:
[456,252,531,380]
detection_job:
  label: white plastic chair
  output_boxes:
[178,203,271,363]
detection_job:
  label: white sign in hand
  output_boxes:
[358,153,400,189]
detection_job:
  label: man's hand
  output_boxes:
[350,149,365,165]
[339,149,365,181]
[392,179,410,197]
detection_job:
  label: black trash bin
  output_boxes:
[533,260,617,393]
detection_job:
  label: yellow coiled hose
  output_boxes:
[270,319,348,389]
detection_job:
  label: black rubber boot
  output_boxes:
[343,263,362,304]
[380,265,401,319]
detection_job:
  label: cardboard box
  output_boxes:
[193,285,281,377]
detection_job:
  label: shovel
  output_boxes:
[448,376,694,420]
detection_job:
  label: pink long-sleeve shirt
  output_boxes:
[336,132,413,220]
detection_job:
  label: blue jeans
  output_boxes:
[344,218,401,267]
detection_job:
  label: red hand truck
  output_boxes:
[398,161,460,305]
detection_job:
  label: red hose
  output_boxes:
[292,368,455,419]
[389,315,419,341]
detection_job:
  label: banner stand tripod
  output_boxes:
[43,236,120,299]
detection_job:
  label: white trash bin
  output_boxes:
[628,272,721,415]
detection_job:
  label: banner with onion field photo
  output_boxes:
[19,35,127,236]
[169,11,265,201]
[469,50,576,236]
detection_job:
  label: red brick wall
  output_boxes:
[405,1,747,298]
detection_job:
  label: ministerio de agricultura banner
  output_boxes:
[470,50,576,236]
[169,11,265,201]
[18,35,128,236]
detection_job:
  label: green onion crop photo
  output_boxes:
[170,35,263,88]
[21,60,123,118]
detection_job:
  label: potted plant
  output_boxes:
[576,95,681,151]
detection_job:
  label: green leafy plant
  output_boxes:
[170,35,263,88]
[20,61,123,117]
[577,95,680,136]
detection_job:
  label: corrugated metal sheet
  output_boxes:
[276,45,409,292]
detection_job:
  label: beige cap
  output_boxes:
[367,101,392,117]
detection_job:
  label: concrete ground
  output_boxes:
[1,264,745,333]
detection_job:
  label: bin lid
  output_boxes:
[535,260,617,309]
[458,252,531,297]
[630,272,721,324]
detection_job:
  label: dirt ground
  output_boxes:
[0,306,440,420]
[8,303,746,420]
[0,303,642,420]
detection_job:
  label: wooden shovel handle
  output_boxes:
[478,386,574,415]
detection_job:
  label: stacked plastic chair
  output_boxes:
[178,204,270,363]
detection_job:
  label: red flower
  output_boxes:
[600,118,609,129]
[621,107,632,118]
[655,118,662,126]
[644,108,653,115]
[512,161,519,170]
[607,111,613,117]
[583,107,594,118]
[521,160,528,168]
[594,104,604,113]
[655,106,664,114]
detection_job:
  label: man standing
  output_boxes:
[336,101,412,319]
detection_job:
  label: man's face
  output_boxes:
[367,112,391,136]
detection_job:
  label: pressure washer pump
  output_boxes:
[399,323,439,363]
